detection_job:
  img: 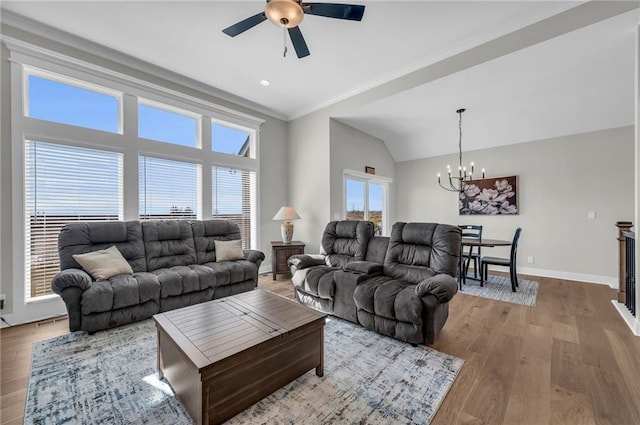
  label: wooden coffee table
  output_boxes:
[153,289,326,425]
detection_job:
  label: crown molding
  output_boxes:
[0,9,286,122]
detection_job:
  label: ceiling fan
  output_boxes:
[222,0,365,59]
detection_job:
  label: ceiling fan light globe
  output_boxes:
[265,0,304,28]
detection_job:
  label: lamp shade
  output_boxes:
[273,206,300,221]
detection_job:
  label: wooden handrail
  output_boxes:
[616,221,633,303]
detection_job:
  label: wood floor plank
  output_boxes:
[502,355,551,425]
[550,384,597,425]
[3,273,640,425]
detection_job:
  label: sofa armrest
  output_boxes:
[415,274,458,303]
[51,269,92,332]
[52,268,92,293]
[243,249,265,264]
[345,261,383,275]
[288,254,326,273]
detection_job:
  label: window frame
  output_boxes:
[342,169,391,236]
[6,38,264,324]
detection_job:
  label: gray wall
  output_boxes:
[287,110,331,253]
[396,126,634,285]
[1,42,9,313]
[0,24,289,314]
[287,116,398,254]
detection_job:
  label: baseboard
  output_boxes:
[0,311,67,328]
[611,301,640,336]
[516,266,617,288]
[467,265,617,288]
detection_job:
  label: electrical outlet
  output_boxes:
[587,211,597,220]
[527,256,534,264]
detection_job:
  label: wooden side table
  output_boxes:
[271,241,305,280]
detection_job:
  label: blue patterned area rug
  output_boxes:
[460,274,538,307]
[25,317,463,425]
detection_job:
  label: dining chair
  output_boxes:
[480,227,522,292]
[459,225,483,284]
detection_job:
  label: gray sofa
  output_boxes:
[52,219,265,333]
[289,221,460,344]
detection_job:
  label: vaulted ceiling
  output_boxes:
[2,1,637,161]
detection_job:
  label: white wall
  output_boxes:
[0,42,7,313]
[396,126,634,286]
[287,117,398,254]
[287,111,331,253]
[329,118,396,230]
[0,24,289,316]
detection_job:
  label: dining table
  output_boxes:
[461,237,512,248]
[459,237,512,287]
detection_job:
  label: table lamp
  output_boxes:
[273,206,300,244]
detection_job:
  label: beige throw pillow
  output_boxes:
[73,245,134,281]
[214,239,245,262]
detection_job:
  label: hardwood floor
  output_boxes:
[2,273,640,424]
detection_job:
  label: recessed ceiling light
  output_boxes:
[259,79,271,87]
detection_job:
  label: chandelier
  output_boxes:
[437,108,485,192]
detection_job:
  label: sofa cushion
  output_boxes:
[81,272,160,315]
[321,221,374,268]
[292,266,337,300]
[384,222,461,284]
[58,221,147,272]
[191,220,242,264]
[202,260,257,287]
[353,276,423,325]
[73,245,134,280]
[152,265,215,298]
[142,221,196,271]
[353,276,427,344]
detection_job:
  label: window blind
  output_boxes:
[25,140,123,299]
[212,166,256,249]
[139,155,201,220]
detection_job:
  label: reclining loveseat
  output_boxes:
[52,219,264,333]
[288,220,461,344]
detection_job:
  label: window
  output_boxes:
[345,179,365,221]
[212,166,256,248]
[368,182,385,235]
[344,172,389,236]
[139,156,201,220]
[27,74,120,133]
[25,141,123,299]
[138,101,198,147]
[212,123,252,157]
[10,43,262,320]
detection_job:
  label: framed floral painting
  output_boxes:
[459,175,518,215]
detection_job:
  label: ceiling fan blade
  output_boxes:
[288,26,310,58]
[222,12,267,37]
[302,3,365,21]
